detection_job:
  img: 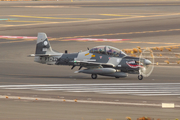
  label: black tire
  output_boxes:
[115,77,119,78]
[91,74,97,79]
[138,75,143,80]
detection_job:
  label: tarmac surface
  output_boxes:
[0,1,180,120]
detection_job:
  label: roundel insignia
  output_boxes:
[44,41,48,46]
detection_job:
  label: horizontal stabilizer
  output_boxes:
[28,54,35,57]
[28,54,59,57]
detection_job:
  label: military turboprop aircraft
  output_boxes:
[29,33,154,80]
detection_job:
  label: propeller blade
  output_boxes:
[139,48,154,77]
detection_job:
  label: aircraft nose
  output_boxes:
[144,59,152,65]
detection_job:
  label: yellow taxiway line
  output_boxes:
[48,28,180,41]
[6,20,45,23]
[0,12,177,28]
[100,14,132,17]
[10,15,88,20]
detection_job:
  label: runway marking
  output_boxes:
[3,39,174,45]
[54,28,180,41]
[0,39,36,44]
[127,41,177,45]
[1,95,178,107]
[1,28,180,42]
[0,28,179,45]
[0,40,27,44]
[45,28,180,45]
[100,14,131,17]
[0,18,16,21]
[15,6,80,8]
[0,13,178,28]
[64,38,131,41]
[24,13,166,17]
[60,40,178,45]
[0,36,37,39]
[1,83,180,96]
[6,20,45,23]
[10,15,88,20]
[79,4,180,7]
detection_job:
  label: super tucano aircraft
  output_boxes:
[29,33,154,80]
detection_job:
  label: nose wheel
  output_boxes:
[91,74,97,79]
[138,75,143,80]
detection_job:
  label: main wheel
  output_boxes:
[115,77,119,78]
[138,75,143,80]
[91,74,97,79]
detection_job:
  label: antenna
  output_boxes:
[65,50,68,54]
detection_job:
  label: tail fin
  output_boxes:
[35,33,54,55]
[29,33,62,64]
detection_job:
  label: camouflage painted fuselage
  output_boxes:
[31,33,149,79]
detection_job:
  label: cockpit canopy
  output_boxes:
[89,46,127,57]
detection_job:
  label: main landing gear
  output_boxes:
[138,75,143,80]
[91,74,97,79]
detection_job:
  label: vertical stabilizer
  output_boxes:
[35,33,54,55]
[29,33,62,64]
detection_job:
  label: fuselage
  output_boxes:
[44,50,141,74]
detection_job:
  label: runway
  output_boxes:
[2,83,180,96]
[0,1,180,119]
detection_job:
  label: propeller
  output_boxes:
[139,48,154,77]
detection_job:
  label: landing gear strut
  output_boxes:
[138,75,143,80]
[91,74,97,79]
